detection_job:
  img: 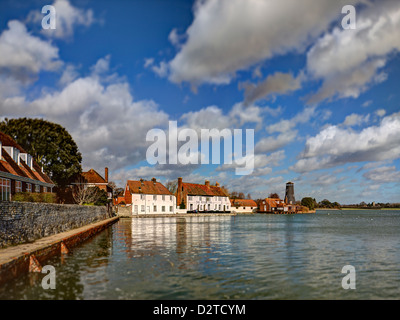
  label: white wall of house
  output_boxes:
[186,195,231,212]
[131,193,176,214]
[231,206,255,213]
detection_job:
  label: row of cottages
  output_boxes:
[0,131,55,201]
[175,178,231,213]
[121,177,231,214]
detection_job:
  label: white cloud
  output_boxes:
[168,0,362,86]
[151,61,169,78]
[266,106,317,134]
[291,112,400,173]
[342,113,370,127]
[0,20,61,82]
[27,0,95,39]
[306,0,400,104]
[255,131,297,154]
[375,109,386,117]
[363,166,400,183]
[241,71,303,105]
[1,57,170,173]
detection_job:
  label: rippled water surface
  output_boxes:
[1,210,400,299]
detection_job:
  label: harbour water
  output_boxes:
[0,210,399,300]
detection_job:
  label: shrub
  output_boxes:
[13,192,56,203]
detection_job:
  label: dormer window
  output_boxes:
[3,146,20,164]
[19,153,33,169]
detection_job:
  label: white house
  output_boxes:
[175,178,231,213]
[124,178,176,214]
[230,199,257,213]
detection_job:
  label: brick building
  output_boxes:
[0,131,55,201]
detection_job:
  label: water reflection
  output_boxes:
[1,212,400,299]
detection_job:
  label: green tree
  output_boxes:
[301,197,315,210]
[319,199,333,208]
[0,118,82,187]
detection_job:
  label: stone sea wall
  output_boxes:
[0,202,111,248]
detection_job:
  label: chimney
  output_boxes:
[177,177,183,207]
[105,167,109,183]
[178,177,182,190]
[205,180,210,187]
[151,177,156,185]
[140,178,144,185]
[215,182,220,187]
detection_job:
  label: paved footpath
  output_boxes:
[0,216,119,284]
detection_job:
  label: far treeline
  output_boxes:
[300,197,400,210]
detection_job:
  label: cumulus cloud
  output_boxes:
[306,0,400,104]
[0,20,61,82]
[291,112,400,173]
[179,102,267,133]
[168,0,362,86]
[1,57,170,173]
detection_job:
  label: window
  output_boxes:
[162,195,165,201]
[43,186,47,193]
[153,195,157,201]
[169,206,173,212]
[35,184,40,193]
[0,178,11,201]
[153,205,157,212]
[141,205,145,212]
[26,183,32,193]
[188,196,193,201]
[141,194,145,200]
[15,181,22,193]
[162,206,165,212]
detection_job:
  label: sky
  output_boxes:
[0,0,399,204]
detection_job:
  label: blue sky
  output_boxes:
[0,0,399,204]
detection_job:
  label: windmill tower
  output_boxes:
[284,182,295,204]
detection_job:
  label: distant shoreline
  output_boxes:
[317,208,400,211]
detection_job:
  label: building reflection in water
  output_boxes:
[124,216,232,271]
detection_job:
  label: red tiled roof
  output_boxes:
[230,199,257,207]
[81,169,107,184]
[0,132,28,153]
[1,131,54,185]
[126,180,172,195]
[181,182,228,197]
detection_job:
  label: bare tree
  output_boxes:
[72,176,101,205]
[166,180,178,194]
